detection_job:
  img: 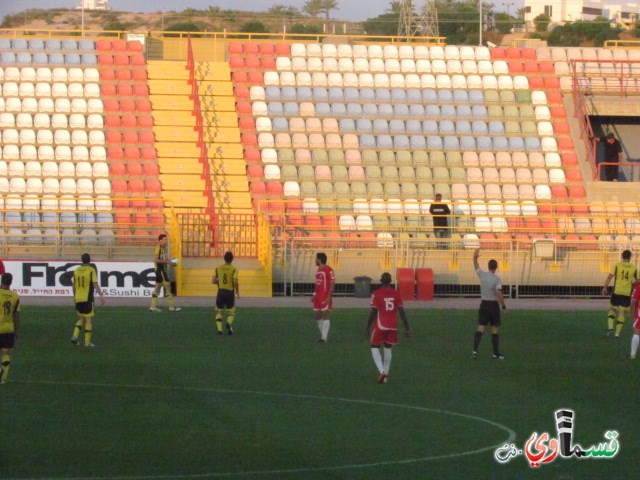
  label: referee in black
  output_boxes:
[472,248,507,360]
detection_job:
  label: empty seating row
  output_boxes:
[99,68,148,82]
[246,131,553,152]
[0,212,115,224]
[97,53,146,66]
[100,83,149,96]
[1,97,104,113]
[273,57,517,76]
[0,52,98,66]
[0,177,111,195]
[286,43,490,61]
[1,129,105,146]
[0,38,96,51]
[538,46,640,62]
[0,66,99,83]
[3,81,100,98]
[0,112,104,128]
[247,101,548,119]
[2,145,108,161]
[228,42,291,55]
[0,160,109,178]
[256,117,557,136]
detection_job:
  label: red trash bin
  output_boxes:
[396,268,415,301]
[416,268,434,301]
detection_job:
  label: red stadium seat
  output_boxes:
[321,215,338,228]
[550,106,566,119]
[247,165,264,180]
[132,68,148,81]
[537,203,553,215]
[124,146,141,160]
[241,132,258,146]
[96,39,112,51]
[524,61,539,73]
[539,61,555,74]
[557,138,574,150]
[100,68,116,80]
[130,54,145,66]
[248,71,263,84]
[139,131,155,144]
[285,200,303,212]
[260,43,275,54]
[106,131,122,144]
[236,101,252,115]
[288,214,304,226]
[115,213,131,224]
[234,85,250,99]
[508,61,524,73]
[136,99,152,112]
[120,99,136,111]
[127,162,143,176]
[547,91,563,104]
[572,204,589,215]
[228,43,243,54]
[493,48,511,61]
[229,56,245,69]
[507,217,523,231]
[261,56,275,69]
[98,53,113,65]
[121,114,137,128]
[117,83,133,96]
[232,71,248,83]
[143,162,159,175]
[114,54,129,66]
[529,77,544,89]
[111,179,128,193]
[266,181,283,196]
[551,186,568,198]
[109,162,126,175]
[545,76,560,89]
[141,147,157,160]
[244,43,260,54]
[123,131,139,144]
[565,168,582,183]
[103,99,119,112]
[138,115,154,128]
[116,68,132,80]
[505,47,521,59]
[244,148,260,164]
[561,153,578,166]
[239,117,255,130]
[250,181,266,196]
[112,39,127,51]
[145,179,161,193]
[128,179,144,193]
[275,43,291,55]
[245,57,260,69]
[127,40,143,52]
[101,84,117,96]
[105,115,121,128]
[540,218,556,232]
[568,186,586,198]
[108,147,124,160]
[133,84,149,96]
[521,48,537,59]
[553,122,570,135]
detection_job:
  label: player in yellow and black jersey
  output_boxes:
[212,251,239,335]
[602,249,638,337]
[149,234,181,313]
[71,253,105,347]
[0,273,20,384]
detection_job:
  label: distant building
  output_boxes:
[524,1,639,28]
[77,0,109,10]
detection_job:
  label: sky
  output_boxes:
[0,0,523,23]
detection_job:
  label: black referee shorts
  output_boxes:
[478,300,501,327]
[0,333,16,349]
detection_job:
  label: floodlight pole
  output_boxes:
[478,0,483,46]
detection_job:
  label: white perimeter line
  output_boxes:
[9,380,517,480]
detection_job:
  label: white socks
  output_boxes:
[317,319,330,341]
[371,348,384,374]
[383,347,392,374]
[631,334,639,357]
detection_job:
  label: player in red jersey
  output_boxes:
[629,284,640,359]
[312,252,335,342]
[365,272,411,383]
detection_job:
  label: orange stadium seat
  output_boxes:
[228,43,243,54]
[123,131,139,144]
[114,54,129,66]
[108,146,124,160]
[138,115,154,128]
[109,162,126,175]
[98,53,113,65]
[127,40,143,52]
[234,86,250,98]
[266,181,283,196]
[132,68,147,81]
[569,186,586,198]
[120,99,136,111]
[505,47,521,59]
[101,84,116,96]
[248,71,263,84]
[136,99,152,112]
[261,56,275,69]
[100,69,116,80]
[106,131,122,143]
[112,39,127,51]
[232,71,248,83]
[105,115,121,128]
[245,57,260,69]
[126,163,143,176]
[143,163,159,176]
[124,146,141,160]
[239,117,255,130]
[236,101,252,115]
[561,153,578,166]
[230,56,245,69]
[96,39,112,51]
[116,68,132,80]
[103,99,119,112]
[121,114,137,128]
[529,77,544,89]
[130,54,145,66]
[139,131,155,144]
[275,43,291,55]
[244,148,260,164]
[117,83,133,96]
[244,43,259,54]
[141,147,157,160]
[260,43,275,54]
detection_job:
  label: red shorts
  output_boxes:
[370,326,398,346]
[312,295,332,312]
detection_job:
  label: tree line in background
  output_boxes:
[2,0,639,46]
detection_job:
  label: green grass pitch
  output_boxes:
[1,305,638,479]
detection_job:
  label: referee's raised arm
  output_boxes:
[473,248,481,271]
